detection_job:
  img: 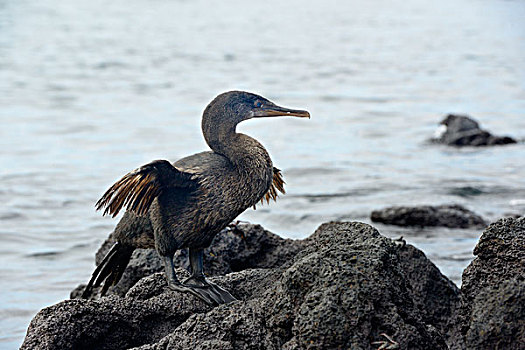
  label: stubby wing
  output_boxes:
[260,167,286,205]
[95,159,197,217]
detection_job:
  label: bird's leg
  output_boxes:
[162,255,184,288]
[162,254,218,306]
[182,248,237,305]
[183,247,207,287]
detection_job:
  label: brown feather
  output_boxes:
[96,164,165,217]
[258,167,286,207]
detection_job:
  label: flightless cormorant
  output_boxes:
[81,91,309,305]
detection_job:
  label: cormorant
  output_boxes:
[81,91,310,305]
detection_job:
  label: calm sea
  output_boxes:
[1,0,524,347]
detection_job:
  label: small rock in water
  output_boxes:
[447,186,484,198]
[370,204,486,228]
[431,114,517,147]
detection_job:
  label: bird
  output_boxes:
[81,91,310,305]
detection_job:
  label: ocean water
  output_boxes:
[1,0,524,347]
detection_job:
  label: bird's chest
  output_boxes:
[206,154,273,215]
[236,165,273,207]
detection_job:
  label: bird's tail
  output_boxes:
[81,242,134,299]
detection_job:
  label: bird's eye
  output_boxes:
[254,101,263,108]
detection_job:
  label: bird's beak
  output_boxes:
[252,105,310,119]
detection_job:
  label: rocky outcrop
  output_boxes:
[23,268,275,350]
[370,204,486,228]
[24,222,462,350]
[431,114,517,146]
[457,217,525,349]
[28,218,525,349]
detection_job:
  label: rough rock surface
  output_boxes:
[458,217,525,349]
[23,222,461,350]
[23,268,274,350]
[396,243,461,343]
[370,204,486,228]
[432,114,517,146]
[72,223,306,298]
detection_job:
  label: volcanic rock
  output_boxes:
[432,114,516,146]
[457,217,525,349]
[24,222,459,350]
[371,204,486,228]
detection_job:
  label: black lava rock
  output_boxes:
[24,222,460,350]
[371,204,486,228]
[432,114,517,147]
[397,243,461,345]
[457,217,525,349]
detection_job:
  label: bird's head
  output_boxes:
[203,91,310,128]
[202,91,309,152]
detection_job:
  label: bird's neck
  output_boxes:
[206,128,272,170]
[202,115,272,177]
[202,119,235,156]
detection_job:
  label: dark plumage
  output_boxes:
[82,91,309,305]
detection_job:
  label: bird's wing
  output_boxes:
[260,167,286,205]
[95,159,198,217]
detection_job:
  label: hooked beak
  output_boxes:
[252,105,310,119]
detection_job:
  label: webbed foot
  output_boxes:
[180,275,237,306]
[163,248,237,306]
